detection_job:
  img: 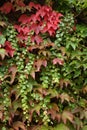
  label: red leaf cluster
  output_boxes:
[0,39,15,59]
[14,25,29,41]
[5,41,15,57]
[0,2,13,14]
[14,2,63,44]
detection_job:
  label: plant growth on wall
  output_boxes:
[0,0,87,130]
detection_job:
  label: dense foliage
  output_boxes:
[0,0,87,130]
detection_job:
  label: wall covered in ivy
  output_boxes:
[0,0,87,130]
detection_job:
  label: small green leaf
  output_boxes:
[2,127,6,130]
[0,48,6,59]
[0,35,6,45]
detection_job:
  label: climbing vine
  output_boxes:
[0,0,87,130]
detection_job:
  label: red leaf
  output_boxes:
[47,22,53,29]
[34,25,42,35]
[28,45,39,52]
[16,0,25,7]
[62,110,74,124]
[30,23,41,34]
[31,35,43,45]
[41,26,47,33]
[60,93,70,103]
[14,25,29,35]
[18,34,28,41]
[36,8,46,18]
[34,59,47,72]
[28,2,35,9]
[5,41,15,57]
[14,25,29,41]
[8,65,17,84]
[57,13,63,18]
[42,60,47,67]
[48,104,60,122]
[22,27,29,35]
[18,14,30,24]
[48,109,57,120]
[48,27,55,36]
[0,2,13,14]
[59,79,71,89]
[53,58,64,65]
[29,2,41,10]
[72,26,76,31]
[13,121,26,130]
[30,14,37,23]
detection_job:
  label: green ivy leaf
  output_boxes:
[0,35,6,45]
[0,48,6,59]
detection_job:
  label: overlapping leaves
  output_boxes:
[0,0,87,130]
